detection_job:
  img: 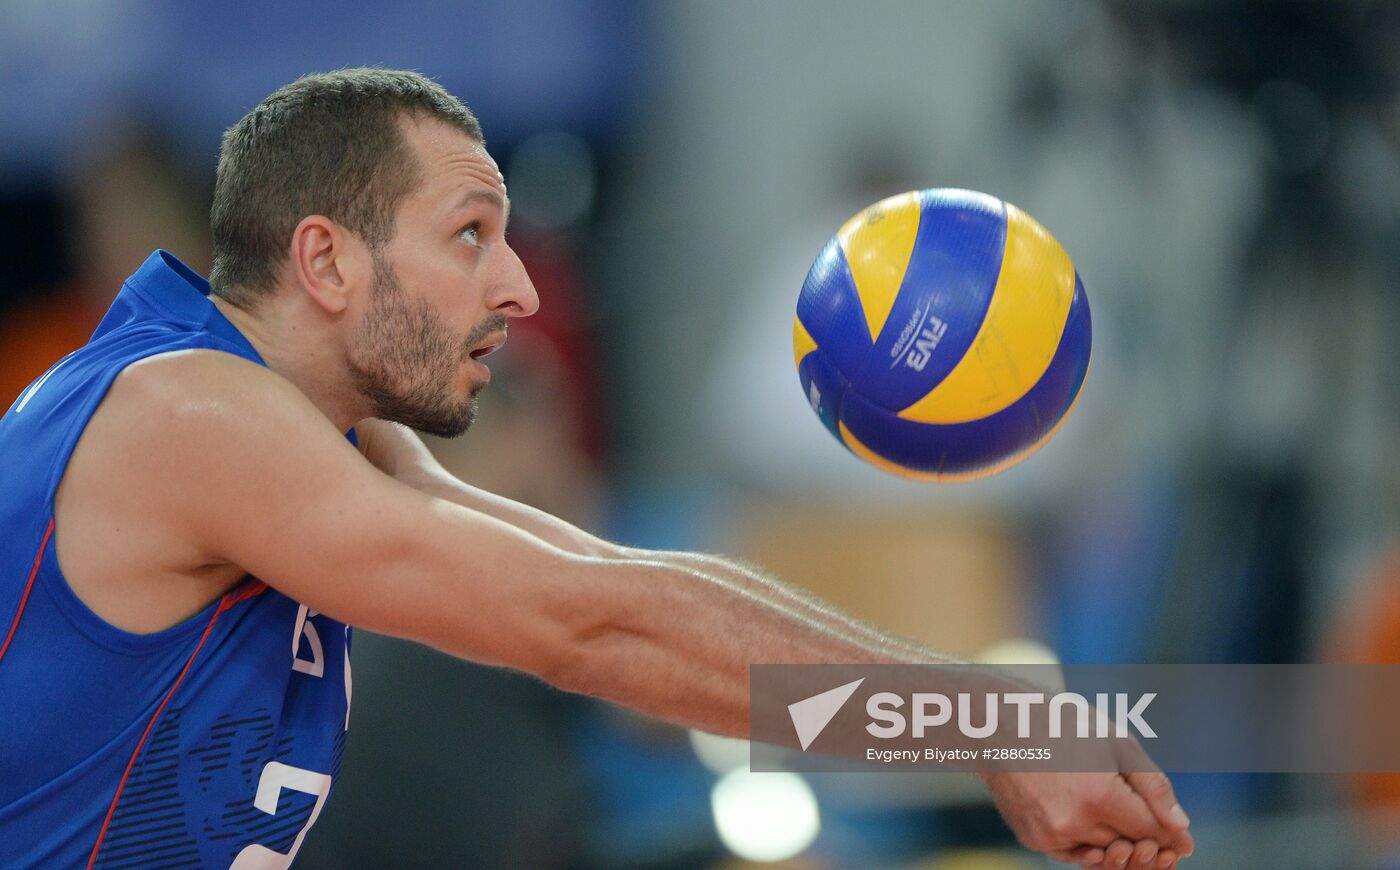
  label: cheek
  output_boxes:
[394,242,486,326]
[437,272,489,326]
[393,258,453,306]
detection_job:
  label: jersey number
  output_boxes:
[226,605,348,868]
[227,762,332,869]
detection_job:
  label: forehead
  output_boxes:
[398,114,505,207]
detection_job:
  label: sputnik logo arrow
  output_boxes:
[787,678,864,750]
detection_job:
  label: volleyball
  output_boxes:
[793,188,1091,481]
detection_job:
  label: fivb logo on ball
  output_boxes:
[889,305,948,373]
[786,677,1156,752]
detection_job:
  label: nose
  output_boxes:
[487,243,540,319]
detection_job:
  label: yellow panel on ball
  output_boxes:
[792,316,818,370]
[896,204,1076,425]
[836,191,921,344]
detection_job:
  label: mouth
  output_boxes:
[467,331,507,360]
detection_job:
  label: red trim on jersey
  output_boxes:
[0,517,55,665]
[87,580,267,869]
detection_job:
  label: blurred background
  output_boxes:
[4,0,1400,867]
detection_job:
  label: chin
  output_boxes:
[384,393,478,439]
[433,396,480,439]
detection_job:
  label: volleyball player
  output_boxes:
[0,69,1191,868]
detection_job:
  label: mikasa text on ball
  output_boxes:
[793,188,1091,481]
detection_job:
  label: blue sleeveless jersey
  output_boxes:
[0,251,352,868]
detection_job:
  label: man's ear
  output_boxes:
[288,215,368,314]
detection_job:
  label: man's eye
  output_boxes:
[458,223,480,245]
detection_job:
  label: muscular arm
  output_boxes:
[103,360,924,734]
[357,418,945,667]
[353,424,938,728]
[98,361,1186,865]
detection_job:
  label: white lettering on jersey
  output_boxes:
[291,604,325,678]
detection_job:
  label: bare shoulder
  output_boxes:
[65,348,350,514]
[73,347,367,525]
[56,349,354,633]
[108,348,320,430]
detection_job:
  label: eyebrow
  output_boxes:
[454,189,511,226]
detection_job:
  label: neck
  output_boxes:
[210,293,370,434]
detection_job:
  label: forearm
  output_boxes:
[360,419,613,557]
[620,546,955,667]
[553,553,874,736]
[409,463,953,665]
[556,551,1020,740]
[408,469,977,705]
[365,425,1003,728]
[432,490,950,670]
[421,470,612,556]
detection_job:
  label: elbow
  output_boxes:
[533,621,599,697]
[546,618,654,699]
[529,556,645,697]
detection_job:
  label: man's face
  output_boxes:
[347,116,538,437]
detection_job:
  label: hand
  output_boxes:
[1052,836,1182,868]
[980,768,1193,865]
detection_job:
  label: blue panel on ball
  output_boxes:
[840,272,1091,475]
[795,238,875,379]
[797,348,852,448]
[853,190,1007,412]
